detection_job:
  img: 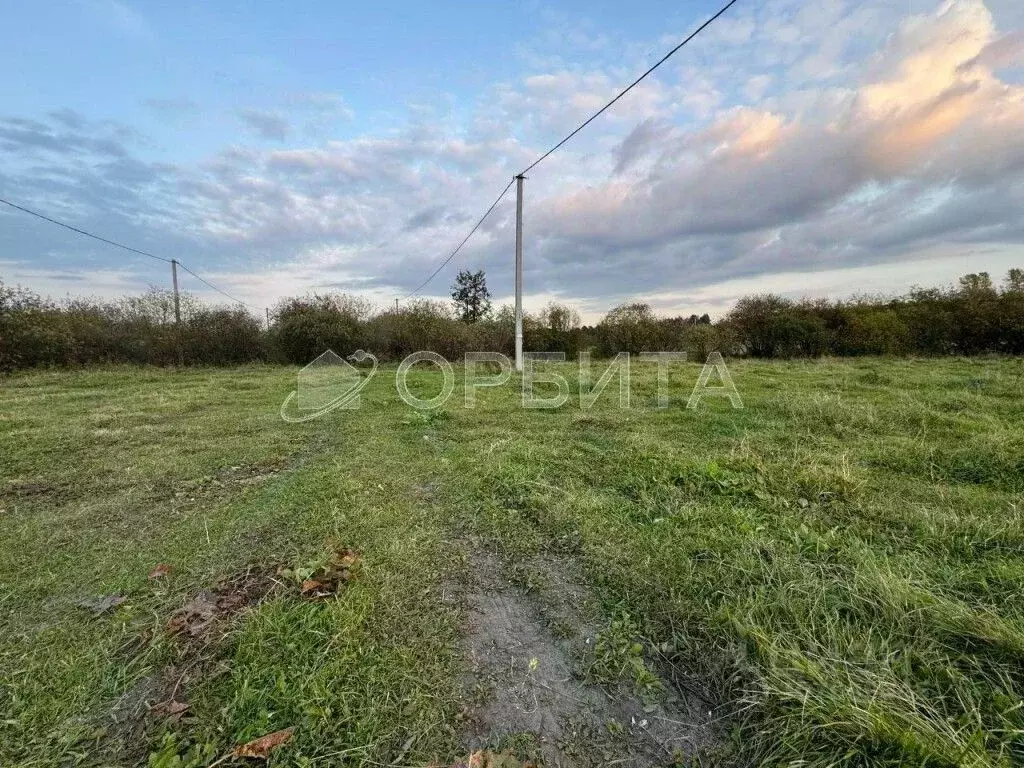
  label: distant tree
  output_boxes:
[1001,269,1024,354]
[958,272,996,297]
[841,308,910,355]
[954,272,1000,353]
[726,295,792,357]
[598,302,658,354]
[604,302,655,326]
[539,301,580,333]
[1004,268,1024,294]
[451,270,491,323]
[120,287,198,325]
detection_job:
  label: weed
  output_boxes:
[589,613,663,698]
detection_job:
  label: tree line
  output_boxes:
[1,268,1022,371]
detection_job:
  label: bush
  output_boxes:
[839,308,910,355]
[681,323,724,361]
[2,268,1024,371]
[272,294,371,364]
[597,303,660,355]
[727,295,794,358]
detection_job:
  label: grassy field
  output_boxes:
[1,357,1023,767]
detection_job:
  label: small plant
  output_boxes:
[589,613,662,697]
[278,545,361,598]
[147,732,215,768]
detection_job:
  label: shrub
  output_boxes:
[3,267,1024,370]
[727,295,793,358]
[681,323,724,361]
[839,308,910,356]
[597,302,660,355]
[272,294,371,364]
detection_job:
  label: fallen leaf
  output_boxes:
[295,548,362,598]
[231,727,294,758]
[335,551,360,569]
[149,563,173,580]
[300,578,324,594]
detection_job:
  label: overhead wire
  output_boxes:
[175,262,265,311]
[0,196,170,264]
[3,0,740,307]
[402,0,739,298]
[518,0,740,177]
[0,196,266,312]
[403,177,516,300]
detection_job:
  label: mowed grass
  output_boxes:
[1,357,1023,766]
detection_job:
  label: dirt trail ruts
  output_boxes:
[460,549,718,766]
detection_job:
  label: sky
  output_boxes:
[1,0,1023,322]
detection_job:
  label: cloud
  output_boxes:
[961,29,1024,69]
[0,112,146,178]
[237,109,291,142]
[288,91,353,118]
[3,0,1024,319]
[612,118,674,175]
[516,0,1024,298]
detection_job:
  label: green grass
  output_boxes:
[1,357,1023,766]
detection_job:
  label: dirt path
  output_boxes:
[459,548,718,766]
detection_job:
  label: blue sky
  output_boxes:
[4,1,729,161]
[2,0,1023,320]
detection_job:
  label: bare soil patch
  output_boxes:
[460,549,718,766]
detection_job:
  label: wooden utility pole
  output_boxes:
[171,259,181,324]
[265,307,270,330]
[514,174,524,372]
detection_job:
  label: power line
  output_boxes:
[6,0,739,308]
[519,0,739,176]
[403,0,738,298]
[0,196,266,312]
[0,196,170,264]
[404,177,516,300]
[176,261,264,311]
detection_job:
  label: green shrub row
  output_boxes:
[1,269,1022,370]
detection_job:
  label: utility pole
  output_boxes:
[514,174,524,372]
[265,307,270,331]
[170,259,181,324]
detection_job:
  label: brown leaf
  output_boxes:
[231,727,294,758]
[149,563,173,580]
[300,578,324,594]
[334,550,360,569]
